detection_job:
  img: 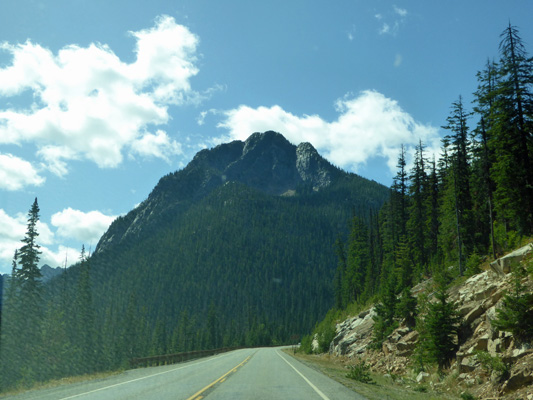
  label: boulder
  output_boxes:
[396,330,419,356]
[488,338,502,355]
[490,243,533,275]
[416,371,430,383]
[464,304,485,326]
[459,356,478,373]
[502,364,533,392]
[470,334,489,352]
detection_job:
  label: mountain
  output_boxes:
[95,131,343,255]
[40,264,63,283]
[48,131,389,366]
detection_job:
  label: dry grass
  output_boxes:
[0,370,123,398]
[284,350,462,400]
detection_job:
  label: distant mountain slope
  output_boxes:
[51,131,389,362]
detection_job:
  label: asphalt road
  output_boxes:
[1,347,365,400]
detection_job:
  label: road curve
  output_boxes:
[1,347,365,400]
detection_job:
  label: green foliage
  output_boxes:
[397,287,417,329]
[493,222,523,254]
[460,392,476,400]
[346,358,375,384]
[474,351,510,382]
[313,309,338,353]
[465,251,483,277]
[1,199,45,388]
[415,276,460,371]
[372,277,398,348]
[492,266,533,343]
[299,334,313,355]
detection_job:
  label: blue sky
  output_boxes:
[0,0,532,273]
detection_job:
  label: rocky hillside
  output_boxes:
[329,243,533,400]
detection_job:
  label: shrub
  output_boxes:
[313,309,339,353]
[299,334,313,355]
[346,359,375,384]
[492,266,533,343]
[460,392,476,400]
[474,351,510,382]
[465,251,483,277]
[417,274,460,370]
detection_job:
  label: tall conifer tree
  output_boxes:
[491,23,533,234]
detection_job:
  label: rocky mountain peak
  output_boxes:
[95,131,343,254]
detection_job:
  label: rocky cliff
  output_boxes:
[330,243,533,400]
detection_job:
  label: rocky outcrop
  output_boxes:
[330,308,376,356]
[296,142,336,190]
[490,242,533,275]
[328,243,533,399]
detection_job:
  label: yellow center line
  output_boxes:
[186,355,251,400]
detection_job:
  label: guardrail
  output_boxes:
[130,347,241,368]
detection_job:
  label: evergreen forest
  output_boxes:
[0,173,388,391]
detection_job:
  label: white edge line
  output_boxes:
[276,351,330,400]
[58,352,234,400]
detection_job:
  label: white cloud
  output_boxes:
[130,129,183,161]
[51,208,117,245]
[0,153,45,190]
[379,23,391,35]
[40,245,81,269]
[376,5,408,36]
[0,15,200,177]
[216,90,441,174]
[0,210,25,271]
[394,53,403,67]
[346,25,356,41]
[394,6,408,17]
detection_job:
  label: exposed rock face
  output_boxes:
[296,142,335,190]
[330,308,376,356]
[329,243,533,399]
[95,131,342,254]
[490,243,533,275]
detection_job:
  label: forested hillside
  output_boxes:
[305,24,533,378]
[0,132,389,391]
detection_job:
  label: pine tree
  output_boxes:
[424,157,440,266]
[0,251,22,387]
[75,246,97,372]
[397,287,417,329]
[392,145,408,239]
[473,60,498,258]
[492,266,533,343]
[490,23,533,234]
[420,274,460,370]
[441,97,473,276]
[345,215,370,303]
[372,275,398,347]
[333,237,347,309]
[407,140,428,274]
[15,198,44,383]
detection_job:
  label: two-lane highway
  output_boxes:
[1,348,365,399]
